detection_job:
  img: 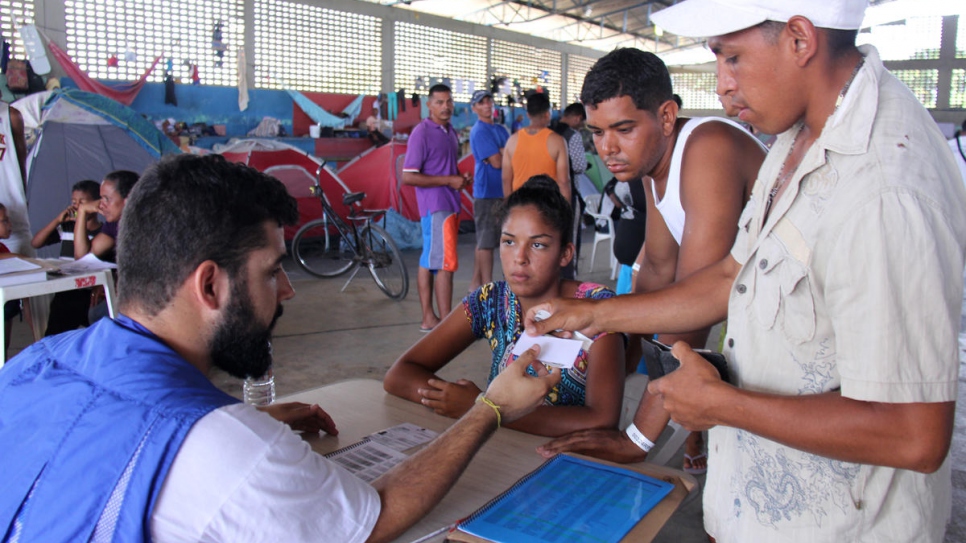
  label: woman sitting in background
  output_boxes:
[385,176,624,437]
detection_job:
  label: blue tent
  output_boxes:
[25,89,180,257]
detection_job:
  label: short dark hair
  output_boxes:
[563,103,586,120]
[526,92,551,116]
[496,175,572,246]
[117,154,298,315]
[103,170,140,198]
[581,48,673,113]
[672,94,683,108]
[71,180,101,200]
[428,84,451,98]
[757,21,858,58]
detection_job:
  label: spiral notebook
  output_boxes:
[447,454,675,543]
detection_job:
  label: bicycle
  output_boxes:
[291,166,409,300]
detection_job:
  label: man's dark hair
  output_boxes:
[526,92,551,116]
[581,48,673,113]
[71,179,101,200]
[496,175,573,246]
[757,21,858,58]
[428,84,451,98]
[563,102,586,120]
[117,154,298,315]
[103,170,140,198]
[672,94,683,108]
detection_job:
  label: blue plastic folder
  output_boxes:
[457,454,675,543]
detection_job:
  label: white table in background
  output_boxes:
[0,269,117,365]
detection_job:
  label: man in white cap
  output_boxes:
[526,1,966,541]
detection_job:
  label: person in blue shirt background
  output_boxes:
[468,89,510,290]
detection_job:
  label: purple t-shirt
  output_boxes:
[403,118,461,216]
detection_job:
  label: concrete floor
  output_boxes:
[6,228,963,542]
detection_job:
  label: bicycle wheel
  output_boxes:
[292,217,357,277]
[361,223,409,300]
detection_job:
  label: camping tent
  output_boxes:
[25,89,180,257]
[216,139,354,240]
[336,140,475,223]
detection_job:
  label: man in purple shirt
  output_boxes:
[402,84,471,331]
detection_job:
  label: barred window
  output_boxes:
[958,14,966,59]
[670,73,723,111]
[566,54,597,104]
[857,16,942,61]
[254,0,380,94]
[890,69,938,108]
[394,21,486,103]
[491,39,562,107]
[0,0,34,60]
[951,69,965,109]
[65,0,242,85]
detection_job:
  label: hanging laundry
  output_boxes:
[237,49,249,111]
[468,80,475,94]
[387,91,398,121]
[124,49,137,62]
[191,64,200,85]
[47,41,161,105]
[212,22,227,68]
[396,88,405,112]
[0,41,9,74]
[454,79,463,94]
[164,73,177,105]
[107,55,119,67]
[411,93,420,107]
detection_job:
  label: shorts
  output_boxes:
[615,264,634,295]
[420,211,459,272]
[473,198,502,250]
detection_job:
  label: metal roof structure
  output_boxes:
[363,1,700,55]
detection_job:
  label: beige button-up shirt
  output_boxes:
[705,46,966,543]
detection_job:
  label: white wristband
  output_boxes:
[631,262,641,272]
[625,423,655,452]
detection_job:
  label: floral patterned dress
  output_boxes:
[462,281,615,406]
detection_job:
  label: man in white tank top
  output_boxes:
[0,102,30,254]
[537,48,766,474]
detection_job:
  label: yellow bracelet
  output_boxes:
[476,393,502,428]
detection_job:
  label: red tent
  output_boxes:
[336,140,475,222]
[217,140,353,240]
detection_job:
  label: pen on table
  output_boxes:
[408,521,457,543]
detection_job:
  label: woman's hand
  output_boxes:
[76,200,100,216]
[60,205,78,223]
[417,378,482,418]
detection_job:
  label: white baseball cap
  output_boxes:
[651,0,869,38]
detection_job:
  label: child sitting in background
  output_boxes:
[384,176,624,437]
[0,203,22,354]
[30,180,103,335]
[31,179,102,258]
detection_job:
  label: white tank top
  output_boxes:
[0,102,31,254]
[651,117,764,245]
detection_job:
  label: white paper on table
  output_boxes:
[325,439,409,483]
[57,253,117,274]
[510,334,583,369]
[369,422,438,451]
[0,257,42,275]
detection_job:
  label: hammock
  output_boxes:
[48,41,161,106]
[284,89,364,129]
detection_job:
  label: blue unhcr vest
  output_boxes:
[0,315,239,542]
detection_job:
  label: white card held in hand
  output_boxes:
[511,334,583,369]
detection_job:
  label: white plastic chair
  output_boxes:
[582,194,618,279]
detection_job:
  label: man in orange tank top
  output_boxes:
[501,92,570,203]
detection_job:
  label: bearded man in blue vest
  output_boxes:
[0,154,559,542]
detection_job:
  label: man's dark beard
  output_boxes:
[209,279,284,379]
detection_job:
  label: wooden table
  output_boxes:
[281,379,696,543]
[0,269,117,365]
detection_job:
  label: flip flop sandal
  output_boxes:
[683,453,708,475]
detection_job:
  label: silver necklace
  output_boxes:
[763,57,865,220]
